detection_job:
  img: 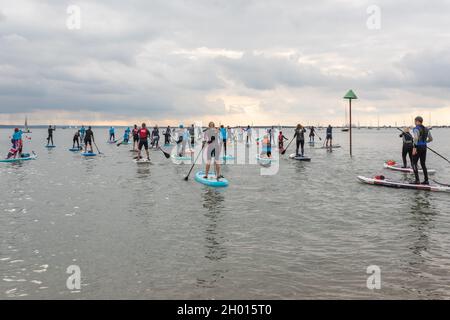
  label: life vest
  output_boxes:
[139,128,148,139]
[415,125,429,147]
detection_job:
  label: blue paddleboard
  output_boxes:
[195,171,229,187]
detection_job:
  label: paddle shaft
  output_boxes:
[184,144,205,180]
[396,127,450,164]
[281,136,295,155]
[93,140,102,154]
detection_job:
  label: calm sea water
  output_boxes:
[1,127,450,299]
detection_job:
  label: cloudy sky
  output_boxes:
[0,0,449,126]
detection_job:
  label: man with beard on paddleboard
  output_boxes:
[411,116,433,185]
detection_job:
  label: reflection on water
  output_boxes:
[196,189,228,288]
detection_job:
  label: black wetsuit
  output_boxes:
[84,129,94,146]
[294,128,306,156]
[164,128,171,145]
[399,132,413,168]
[73,132,80,148]
[412,125,432,183]
[47,127,55,145]
[189,126,195,146]
[151,128,160,148]
[309,127,316,142]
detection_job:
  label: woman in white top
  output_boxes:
[203,122,223,181]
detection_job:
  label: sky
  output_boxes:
[0,0,450,126]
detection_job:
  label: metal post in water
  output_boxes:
[343,90,358,157]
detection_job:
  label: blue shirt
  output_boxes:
[220,127,227,140]
[109,127,115,134]
[13,131,22,140]
[80,127,86,134]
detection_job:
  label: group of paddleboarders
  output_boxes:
[71,126,95,153]
[399,116,433,185]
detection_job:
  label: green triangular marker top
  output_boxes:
[344,90,358,99]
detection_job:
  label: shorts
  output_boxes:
[139,139,148,150]
[326,134,332,140]
[206,143,220,161]
[84,138,92,145]
[133,135,139,142]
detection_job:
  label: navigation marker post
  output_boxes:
[343,90,358,156]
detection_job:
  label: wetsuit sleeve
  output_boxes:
[412,128,419,146]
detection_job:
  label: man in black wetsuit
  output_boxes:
[47,125,56,146]
[399,127,413,168]
[411,116,433,185]
[325,125,333,149]
[189,124,195,146]
[84,126,95,153]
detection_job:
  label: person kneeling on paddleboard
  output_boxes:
[399,127,413,168]
[203,122,223,181]
[84,126,95,153]
[293,124,306,157]
[411,116,433,185]
[137,123,151,161]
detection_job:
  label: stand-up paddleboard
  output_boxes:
[69,147,82,152]
[171,154,192,161]
[120,141,131,145]
[357,176,450,193]
[134,158,151,164]
[195,171,229,187]
[222,155,234,160]
[383,161,436,174]
[318,144,341,149]
[0,153,37,163]
[107,140,118,144]
[256,154,276,163]
[289,154,311,161]
[164,144,174,147]
[45,145,56,148]
[81,152,97,157]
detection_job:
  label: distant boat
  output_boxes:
[341,105,349,132]
[24,116,32,133]
[341,128,349,132]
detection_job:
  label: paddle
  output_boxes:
[432,180,450,187]
[281,136,295,155]
[184,143,205,181]
[116,139,123,146]
[158,146,171,159]
[396,128,450,164]
[93,140,103,155]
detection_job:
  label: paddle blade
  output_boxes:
[184,176,189,181]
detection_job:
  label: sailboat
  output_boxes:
[24,116,32,133]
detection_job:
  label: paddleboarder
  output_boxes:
[293,124,306,157]
[132,125,139,150]
[189,124,195,146]
[151,125,160,148]
[137,123,151,161]
[202,122,223,181]
[80,125,86,141]
[164,126,172,145]
[399,127,414,168]
[123,127,131,144]
[220,125,228,156]
[411,116,433,185]
[73,130,81,149]
[109,126,115,142]
[245,125,252,144]
[309,126,316,143]
[47,125,56,146]
[84,126,95,153]
[325,125,333,149]
[278,131,288,151]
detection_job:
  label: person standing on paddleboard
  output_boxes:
[12,127,23,154]
[137,123,151,161]
[189,124,195,147]
[399,127,414,168]
[325,125,333,149]
[203,122,223,181]
[80,125,86,141]
[73,130,81,149]
[151,125,160,149]
[132,125,139,151]
[278,131,288,151]
[47,125,56,146]
[293,124,306,157]
[220,125,228,156]
[123,127,131,144]
[245,125,252,144]
[164,126,172,145]
[109,126,115,142]
[309,126,316,143]
[411,116,433,185]
[84,126,95,153]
